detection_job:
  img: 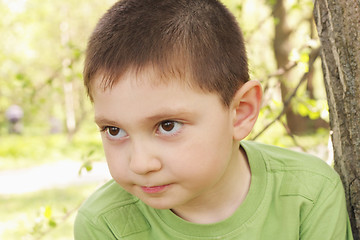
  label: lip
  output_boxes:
[141,184,171,194]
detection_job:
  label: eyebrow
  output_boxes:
[94,117,121,127]
[144,108,193,121]
[94,108,193,126]
[94,108,194,126]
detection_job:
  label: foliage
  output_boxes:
[0,0,332,239]
[223,0,329,148]
[0,184,99,240]
[0,0,118,136]
[0,128,103,171]
[0,0,329,143]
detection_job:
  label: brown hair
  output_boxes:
[84,0,249,106]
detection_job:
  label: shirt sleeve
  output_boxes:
[299,177,353,240]
[74,211,114,240]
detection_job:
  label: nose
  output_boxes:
[129,141,162,175]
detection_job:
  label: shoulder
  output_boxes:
[75,180,150,239]
[241,141,351,238]
[242,140,338,179]
[242,141,341,200]
[78,180,138,217]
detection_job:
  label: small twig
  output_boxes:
[251,75,306,140]
[268,61,298,78]
[34,202,83,240]
[279,119,307,152]
[256,44,314,85]
[251,47,321,140]
[255,59,297,103]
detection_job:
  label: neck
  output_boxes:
[171,144,251,224]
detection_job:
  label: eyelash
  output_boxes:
[156,120,183,136]
[100,126,128,140]
[100,120,184,140]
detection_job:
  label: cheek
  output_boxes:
[102,142,130,183]
[188,124,233,161]
[167,134,233,179]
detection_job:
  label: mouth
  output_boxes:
[141,184,171,194]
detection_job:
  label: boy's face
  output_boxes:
[93,68,243,212]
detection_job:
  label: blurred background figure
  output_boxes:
[49,116,63,134]
[5,104,24,134]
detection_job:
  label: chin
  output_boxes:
[140,197,176,210]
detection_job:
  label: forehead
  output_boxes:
[92,67,226,124]
[92,64,199,97]
[92,56,196,91]
[93,66,204,105]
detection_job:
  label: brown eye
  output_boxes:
[161,121,175,132]
[108,127,120,136]
[158,121,183,136]
[105,127,127,139]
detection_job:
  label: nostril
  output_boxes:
[129,154,162,175]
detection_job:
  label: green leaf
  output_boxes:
[48,219,57,228]
[85,164,93,172]
[79,160,94,175]
[44,205,52,219]
[236,4,243,12]
[300,52,309,63]
[268,0,277,7]
[309,111,320,120]
[87,149,95,157]
[297,103,309,117]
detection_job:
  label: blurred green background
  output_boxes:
[0,0,330,239]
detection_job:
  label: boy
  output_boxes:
[74,0,353,239]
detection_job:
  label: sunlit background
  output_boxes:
[0,0,331,239]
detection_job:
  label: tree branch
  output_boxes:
[251,47,321,140]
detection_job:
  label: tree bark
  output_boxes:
[314,0,360,238]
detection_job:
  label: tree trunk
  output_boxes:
[314,0,360,238]
[272,0,306,134]
[63,81,76,138]
[273,0,328,135]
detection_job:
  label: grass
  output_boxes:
[0,133,104,171]
[0,129,107,239]
[0,183,102,240]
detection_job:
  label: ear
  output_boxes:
[230,80,262,141]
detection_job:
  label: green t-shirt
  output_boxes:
[74,141,353,239]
